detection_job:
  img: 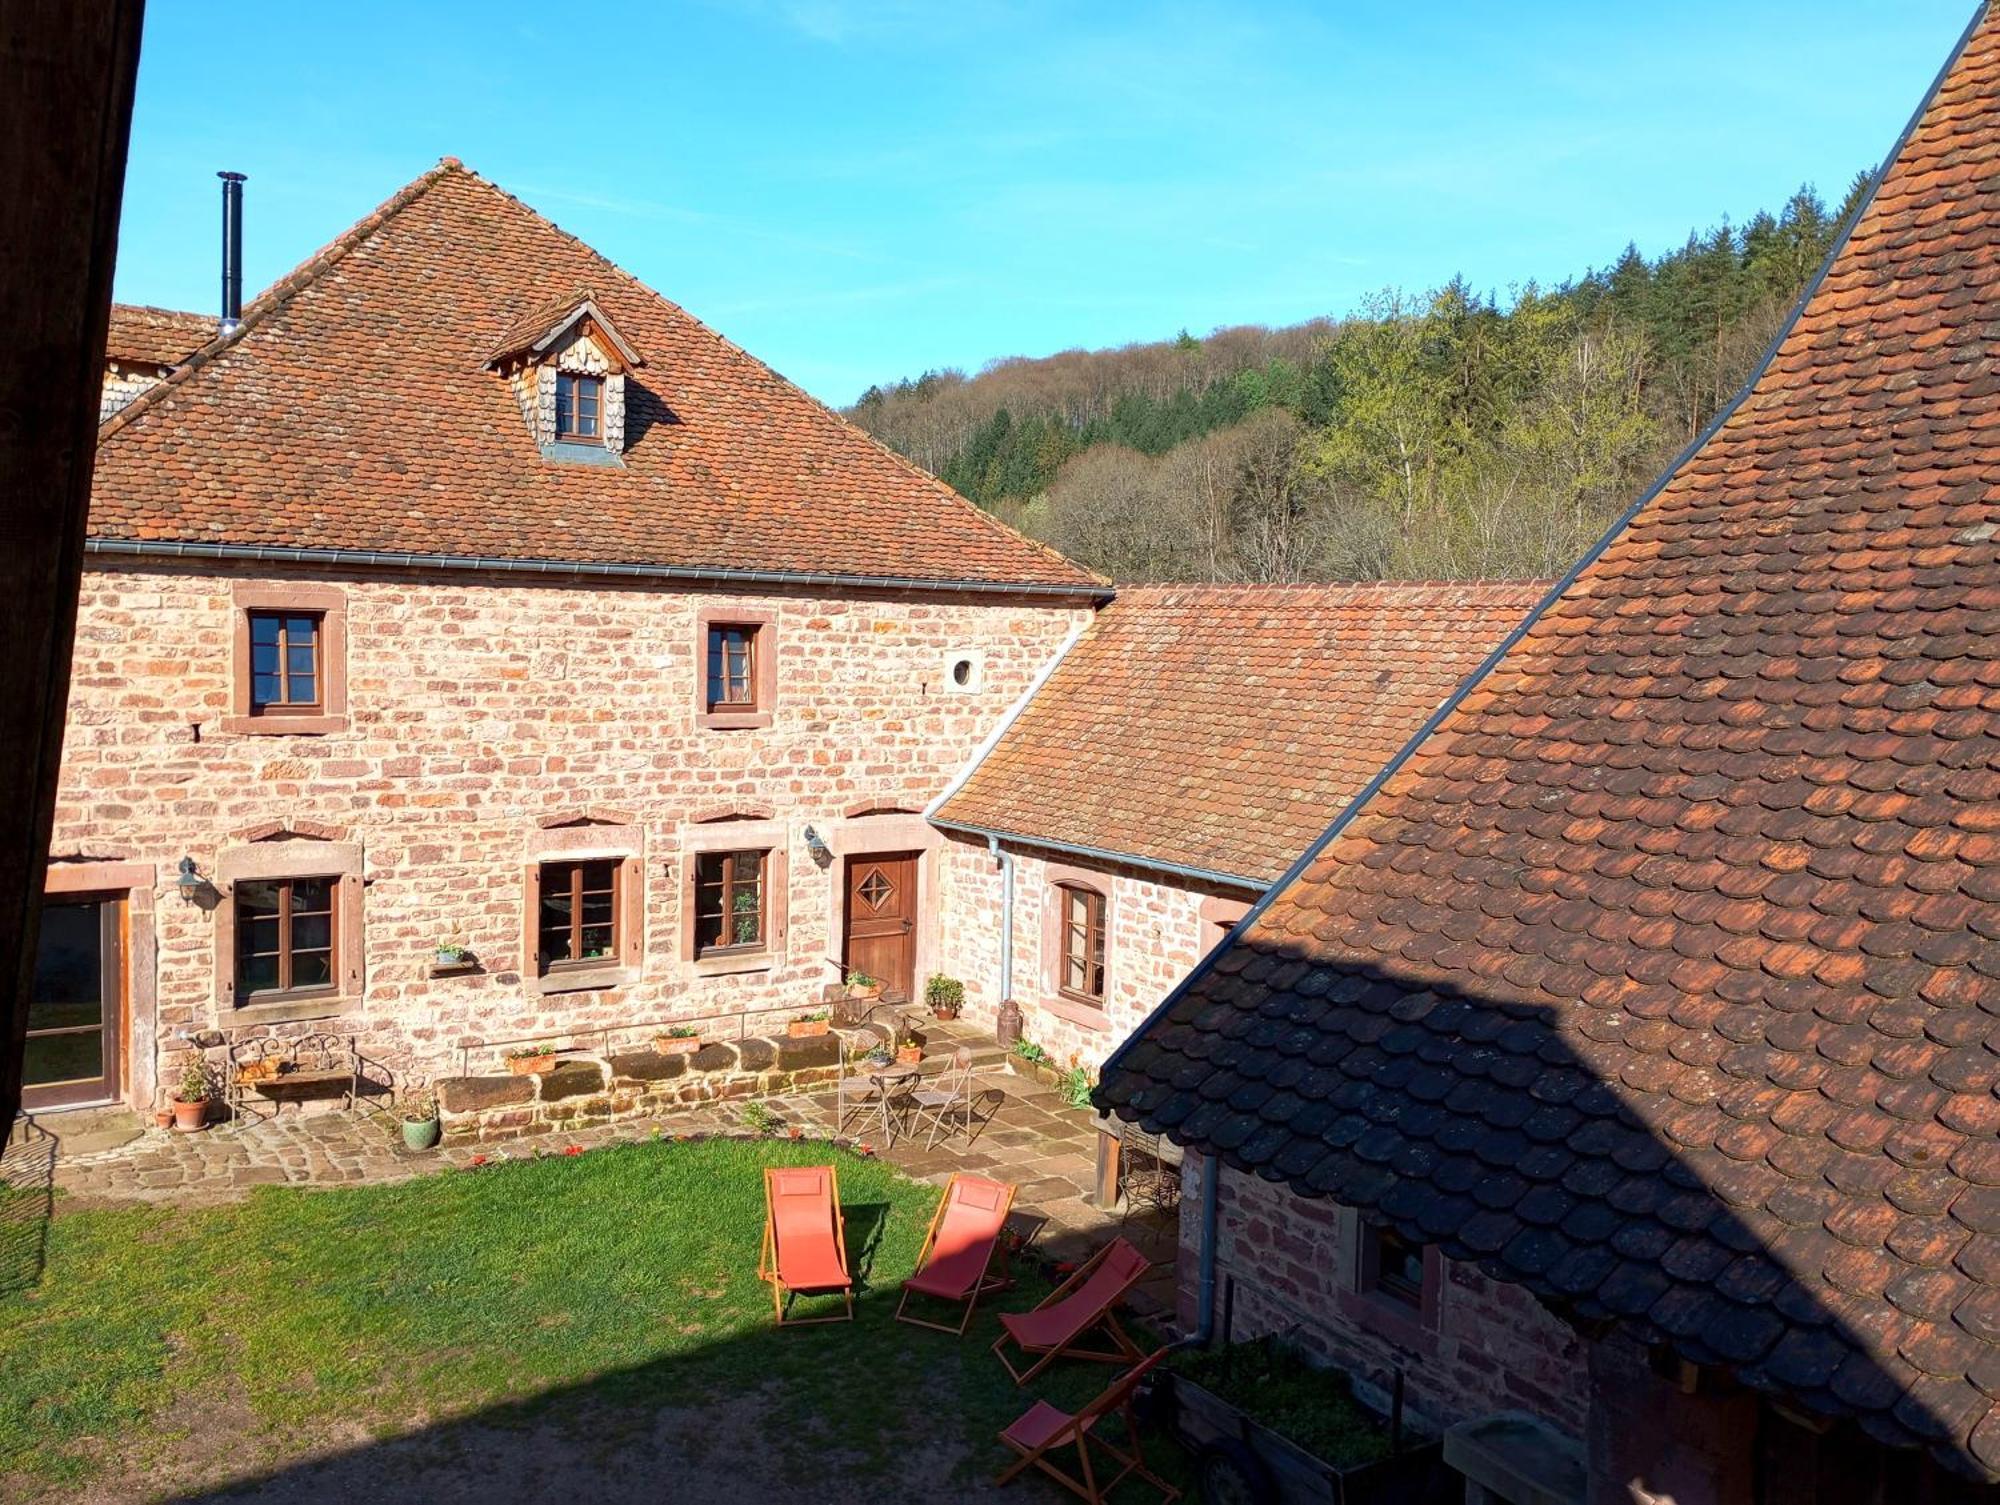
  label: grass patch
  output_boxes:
[0,1137,1176,1496]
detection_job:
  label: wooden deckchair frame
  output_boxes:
[757,1164,855,1326]
[895,1172,1018,1335]
[992,1237,1149,1385]
[995,1349,1180,1504]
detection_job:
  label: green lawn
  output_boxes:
[0,1137,1181,1500]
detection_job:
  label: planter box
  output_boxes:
[1170,1373,1453,1505]
[653,1036,703,1056]
[508,1054,558,1076]
[787,1020,831,1038]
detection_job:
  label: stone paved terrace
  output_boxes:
[25,1020,1181,1314]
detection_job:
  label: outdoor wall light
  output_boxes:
[802,826,833,866]
[175,856,218,906]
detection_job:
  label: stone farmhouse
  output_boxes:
[32,160,1534,1132]
[1100,10,2000,1503]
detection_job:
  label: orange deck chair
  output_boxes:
[992,1236,1150,1385]
[757,1164,854,1326]
[996,1348,1180,1504]
[896,1173,1018,1335]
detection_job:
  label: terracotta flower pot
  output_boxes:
[788,1019,830,1038]
[654,1036,702,1056]
[152,1108,173,1130]
[509,1054,557,1076]
[172,1098,208,1132]
[896,1045,923,1067]
[848,983,882,1002]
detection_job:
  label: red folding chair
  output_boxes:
[896,1172,1018,1335]
[992,1237,1150,1385]
[757,1164,854,1325]
[996,1348,1180,1503]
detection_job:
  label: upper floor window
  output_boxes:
[1058,883,1107,1004]
[248,612,322,713]
[706,624,761,712]
[555,372,602,441]
[235,875,337,1002]
[537,859,621,974]
[695,850,766,957]
[1361,1220,1428,1310]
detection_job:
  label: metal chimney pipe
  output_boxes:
[217,170,246,333]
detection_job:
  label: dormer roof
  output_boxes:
[486,288,645,373]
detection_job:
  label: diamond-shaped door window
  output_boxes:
[858,870,894,910]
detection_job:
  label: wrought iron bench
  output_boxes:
[225,1031,360,1122]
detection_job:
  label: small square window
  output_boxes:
[234,876,337,1003]
[1362,1221,1427,1309]
[706,624,761,713]
[537,859,622,974]
[555,372,603,441]
[695,850,767,957]
[1058,883,1107,1004]
[247,612,323,713]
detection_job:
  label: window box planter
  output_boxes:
[508,1051,559,1076]
[654,1034,703,1056]
[787,1019,831,1039]
[1166,1342,1453,1505]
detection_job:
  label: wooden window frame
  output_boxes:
[694,606,776,730]
[1360,1220,1429,1311]
[213,838,364,1024]
[225,582,349,735]
[535,858,623,977]
[246,610,324,714]
[232,875,339,1006]
[706,623,761,713]
[693,849,769,960]
[554,371,604,443]
[521,827,644,997]
[1057,881,1108,1007]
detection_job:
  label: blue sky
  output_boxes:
[116,1,1974,404]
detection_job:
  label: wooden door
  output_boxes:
[843,852,918,1004]
[23,894,121,1110]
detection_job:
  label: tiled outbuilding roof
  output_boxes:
[88,163,1103,594]
[1101,6,2000,1475]
[104,303,211,368]
[933,581,1546,884]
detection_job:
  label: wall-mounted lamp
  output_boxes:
[175,856,218,907]
[802,826,833,868]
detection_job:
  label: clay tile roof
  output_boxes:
[1100,6,2000,1476]
[104,303,211,369]
[933,580,1547,884]
[87,163,1102,594]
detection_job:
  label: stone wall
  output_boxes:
[436,1027,851,1142]
[54,559,1088,1110]
[938,834,1253,1070]
[1179,1149,1592,1441]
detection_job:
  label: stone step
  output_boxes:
[22,1104,148,1158]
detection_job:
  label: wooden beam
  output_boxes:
[1094,1125,1122,1210]
[0,2,146,1144]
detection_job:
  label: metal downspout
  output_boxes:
[986,833,1022,1047]
[1171,1151,1221,1350]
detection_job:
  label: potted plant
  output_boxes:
[894,1017,926,1067]
[846,969,882,1003]
[152,1104,173,1130]
[924,973,965,1021]
[507,1042,559,1076]
[653,1025,703,1056]
[401,1088,441,1151]
[434,940,473,969]
[788,1010,832,1039]
[171,1058,212,1132]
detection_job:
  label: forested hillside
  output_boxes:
[849,180,1869,582]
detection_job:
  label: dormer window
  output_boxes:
[487,290,645,463]
[555,373,602,442]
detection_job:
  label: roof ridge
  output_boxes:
[98,161,463,443]
[449,167,1109,591]
[109,301,207,321]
